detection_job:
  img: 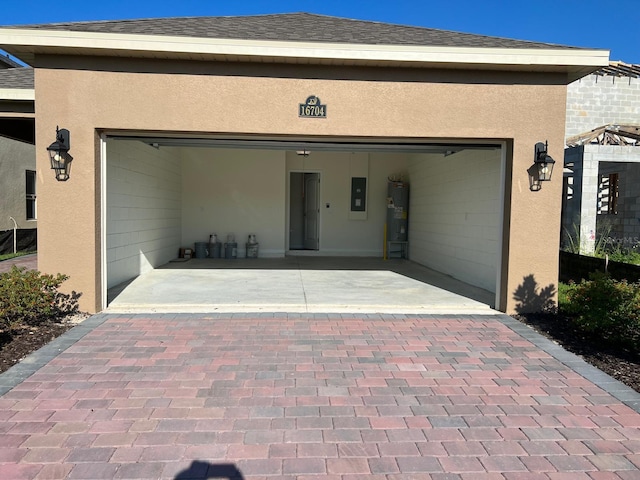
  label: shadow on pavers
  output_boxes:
[174,461,244,479]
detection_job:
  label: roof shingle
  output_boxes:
[0,67,34,89]
[5,12,582,51]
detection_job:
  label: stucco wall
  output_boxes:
[0,134,36,230]
[34,59,567,313]
[106,139,181,288]
[181,147,286,257]
[408,149,501,293]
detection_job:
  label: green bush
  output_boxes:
[0,266,80,333]
[562,272,640,348]
[596,243,640,266]
[557,281,573,312]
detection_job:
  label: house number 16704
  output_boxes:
[299,104,326,117]
[299,95,327,118]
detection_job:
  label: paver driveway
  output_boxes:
[1,313,640,479]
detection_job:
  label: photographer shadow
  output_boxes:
[174,461,244,479]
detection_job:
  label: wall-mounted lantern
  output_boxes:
[47,127,72,181]
[529,141,556,191]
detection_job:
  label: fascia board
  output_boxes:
[0,28,610,69]
[0,87,35,100]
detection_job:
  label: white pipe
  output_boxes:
[8,216,17,254]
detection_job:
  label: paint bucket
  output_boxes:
[194,242,208,259]
[224,242,237,259]
[246,243,259,258]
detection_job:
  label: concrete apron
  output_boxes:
[107,257,497,315]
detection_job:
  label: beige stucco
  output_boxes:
[34,58,566,313]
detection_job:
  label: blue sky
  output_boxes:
[2,0,638,64]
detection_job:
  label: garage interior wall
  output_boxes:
[286,151,408,255]
[407,149,501,293]
[106,140,182,288]
[181,147,286,256]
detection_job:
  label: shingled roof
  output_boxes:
[8,12,580,50]
[0,67,34,89]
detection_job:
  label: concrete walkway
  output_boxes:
[0,253,37,273]
[1,312,640,479]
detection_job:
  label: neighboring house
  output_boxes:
[0,13,608,313]
[0,66,36,254]
[562,62,640,254]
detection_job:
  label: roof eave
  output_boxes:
[0,87,35,101]
[0,28,609,81]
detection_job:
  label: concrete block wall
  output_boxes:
[566,73,640,138]
[620,163,640,241]
[106,140,182,288]
[407,149,501,293]
[564,67,640,255]
[564,145,640,254]
[596,147,640,243]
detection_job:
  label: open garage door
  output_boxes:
[102,134,504,310]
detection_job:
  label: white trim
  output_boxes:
[0,88,34,101]
[495,141,508,311]
[0,28,609,69]
[100,133,107,311]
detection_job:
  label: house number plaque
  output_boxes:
[299,95,327,118]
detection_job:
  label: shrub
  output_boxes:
[557,281,574,311]
[562,272,640,349]
[0,266,80,333]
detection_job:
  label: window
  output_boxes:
[26,170,36,220]
[597,172,619,215]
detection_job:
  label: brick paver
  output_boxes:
[0,313,639,479]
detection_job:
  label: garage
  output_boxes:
[0,13,608,313]
[103,135,503,311]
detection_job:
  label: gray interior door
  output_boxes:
[289,173,305,249]
[303,173,320,250]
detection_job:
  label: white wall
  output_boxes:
[286,151,407,255]
[181,148,286,256]
[0,135,36,230]
[106,140,181,288]
[407,149,501,293]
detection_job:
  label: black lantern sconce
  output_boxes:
[47,127,72,181]
[528,141,556,191]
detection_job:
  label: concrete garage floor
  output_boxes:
[107,257,496,314]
